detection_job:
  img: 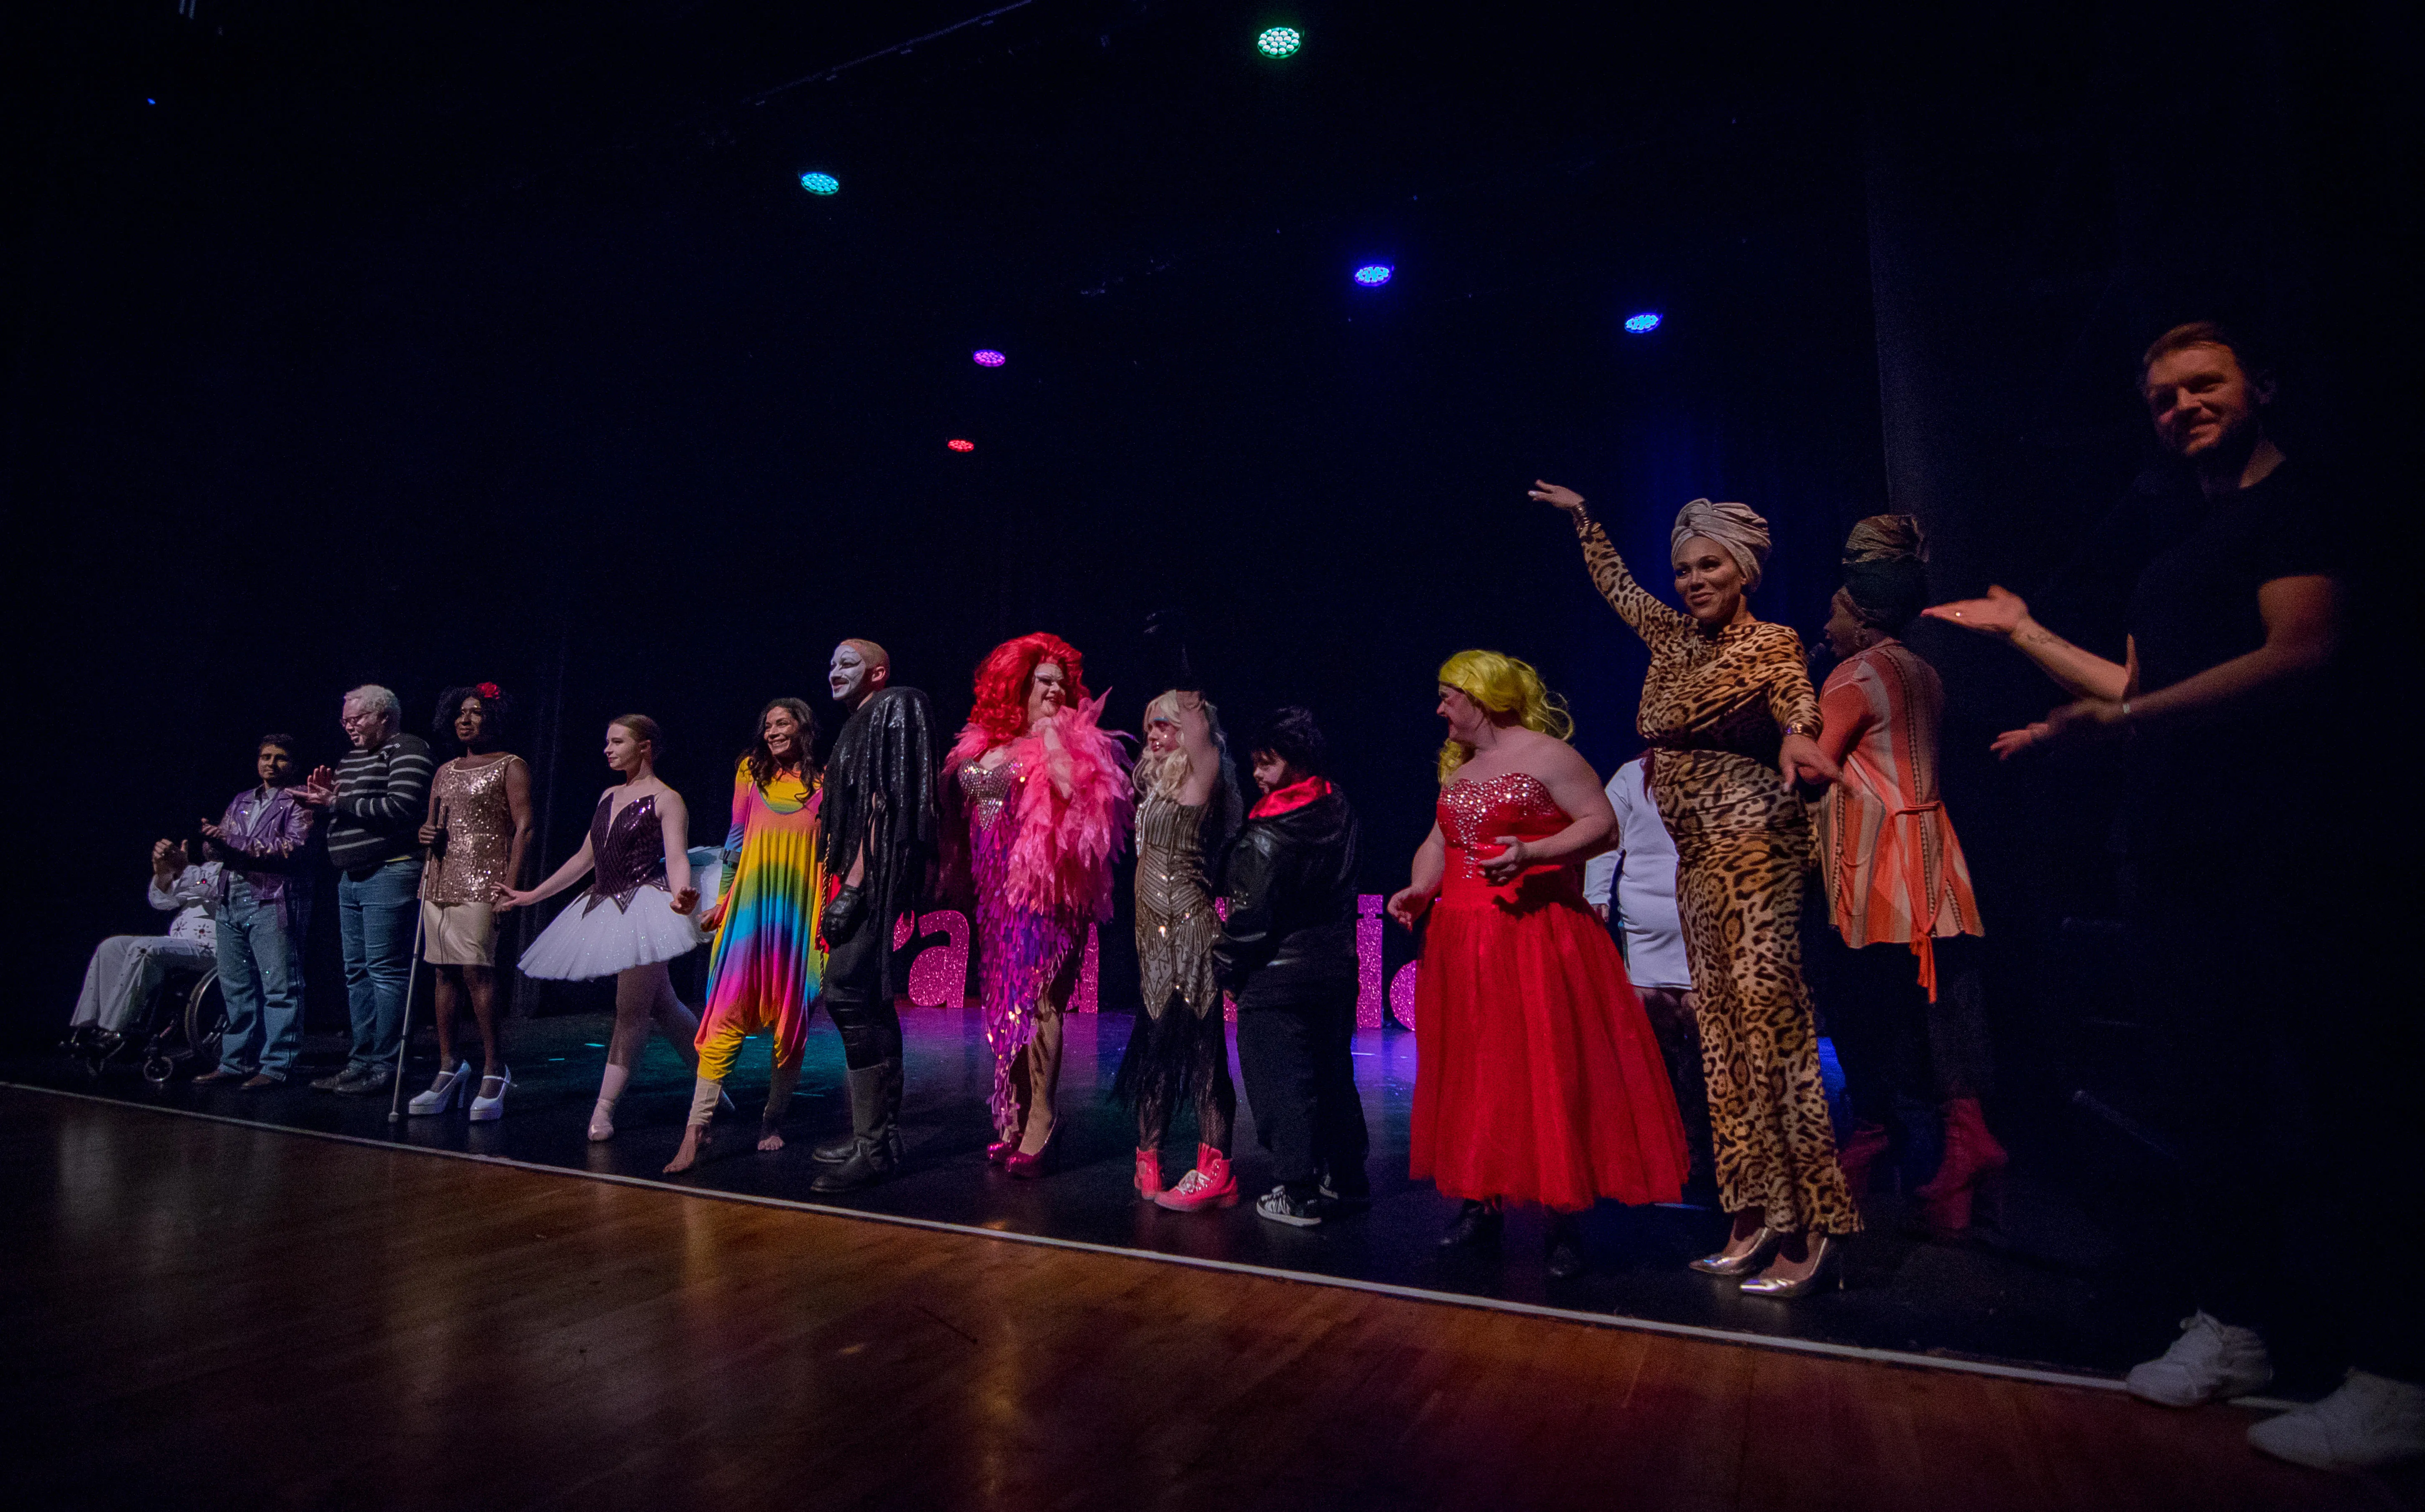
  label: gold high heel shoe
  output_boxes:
[1738,1233,1843,1298]
[1689,1226,1781,1276]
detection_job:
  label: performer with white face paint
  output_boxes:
[807,638,944,1193]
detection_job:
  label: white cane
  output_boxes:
[387,901,430,1124]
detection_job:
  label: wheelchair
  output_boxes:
[63,965,227,1087]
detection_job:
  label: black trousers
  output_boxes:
[1235,985,1368,1199]
[821,919,902,1071]
[1814,930,1991,1125]
[2130,824,2421,1383]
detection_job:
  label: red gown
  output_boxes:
[1410,771,1689,1212]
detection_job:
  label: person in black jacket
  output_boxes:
[1216,707,1368,1227]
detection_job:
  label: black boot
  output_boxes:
[1437,1198,1504,1249]
[810,1058,902,1193]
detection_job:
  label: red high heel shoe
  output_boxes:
[1836,1121,1892,1204]
[987,1127,1020,1166]
[1005,1119,1061,1179]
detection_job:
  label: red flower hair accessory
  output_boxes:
[476,682,502,700]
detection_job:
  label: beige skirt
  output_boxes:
[421,901,497,967]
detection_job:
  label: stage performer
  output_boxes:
[1535,481,1853,1297]
[194,733,316,1087]
[1809,520,1994,1226]
[1223,707,1365,1228]
[408,685,532,1122]
[1582,755,1712,1189]
[292,684,433,1096]
[1122,687,1243,1209]
[498,715,719,1143]
[946,633,1131,1176]
[71,838,220,1050]
[1389,653,1688,1276]
[664,698,826,1175]
[807,638,943,1194]
[1928,325,2420,1470]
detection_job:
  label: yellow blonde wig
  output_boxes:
[1435,649,1574,784]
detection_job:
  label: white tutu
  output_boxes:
[517,849,724,981]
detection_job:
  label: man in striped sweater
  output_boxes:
[293,684,434,1093]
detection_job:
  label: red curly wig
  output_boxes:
[966,632,1090,746]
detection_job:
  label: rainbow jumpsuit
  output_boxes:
[695,762,826,1082]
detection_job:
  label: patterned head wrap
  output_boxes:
[1839,513,1930,630]
[1669,498,1772,590]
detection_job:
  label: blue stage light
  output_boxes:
[1624,311,1663,333]
[1353,264,1394,287]
[799,172,840,195]
[1256,27,1302,58]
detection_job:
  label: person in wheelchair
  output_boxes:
[195,733,318,1087]
[67,835,221,1055]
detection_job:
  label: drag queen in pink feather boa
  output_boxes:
[946,633,1132,1170]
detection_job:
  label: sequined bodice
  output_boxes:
[1134,794,1220,1019]
[423,755,519,906]
[959,757,1022,831]
[587,791,667,912]
[1435,771,1581,905]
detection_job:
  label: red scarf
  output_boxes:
[1250,775,1333,819]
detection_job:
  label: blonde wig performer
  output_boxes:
[1389,651,1687,1277]
[664,698,826,1176]
[1533,479,1853,1299]
[1118,687,1245,1207]
[944,633,1133,1176]
[498,715,722,1142]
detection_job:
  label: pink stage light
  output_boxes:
[972,349,1006,367]
[947,438,975,452]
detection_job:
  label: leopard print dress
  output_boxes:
[1568,510,1859,1236]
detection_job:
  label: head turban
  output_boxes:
[1670,498,1772,590]
[1838,514,1929,630]
[1841,513,1926,566]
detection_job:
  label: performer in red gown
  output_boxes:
[1389,650,1689,1277]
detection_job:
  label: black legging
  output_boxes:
[1125,997,1236,1156]
[822,918,903,1071]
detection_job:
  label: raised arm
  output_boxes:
[1531,481,1685,644]
[1173,691,1220,809]
[1922,586,2129,701]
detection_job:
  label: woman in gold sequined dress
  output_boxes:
[1116,689,1245,1210]
[409,684,534,1121]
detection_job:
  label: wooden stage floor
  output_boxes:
[4,1087,2403,1512]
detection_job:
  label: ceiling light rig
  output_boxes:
[1256,27,1302,59]
[799,171,840,195]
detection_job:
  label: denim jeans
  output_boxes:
[337,856,423,1071]
[217,874,305,1077]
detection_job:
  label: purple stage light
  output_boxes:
[972,349,1005,367]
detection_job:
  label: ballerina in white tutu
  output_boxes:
[497,714,720,1141]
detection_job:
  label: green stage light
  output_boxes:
[1256,27,1302,59]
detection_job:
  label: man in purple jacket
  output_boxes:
[193,733,318,1087]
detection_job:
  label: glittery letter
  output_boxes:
[1356,894,1385,1028]
[907,909,971,1010]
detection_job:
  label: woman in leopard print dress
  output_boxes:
[1533,481,1858,1296]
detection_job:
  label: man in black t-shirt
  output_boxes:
[1930,325,2421,1473]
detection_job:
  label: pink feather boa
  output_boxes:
[946,692,1133,921]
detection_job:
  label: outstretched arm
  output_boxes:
[1922,586,2128,701]
[1173,691,1220,809]
[1531,480,1684,643]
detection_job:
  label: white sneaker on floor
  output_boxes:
[2248,1370,2425,1472]
[2124,1312,2273,1407]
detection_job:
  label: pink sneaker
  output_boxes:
[1134,1147,1164,1200]
[1153,1144,1238,1213]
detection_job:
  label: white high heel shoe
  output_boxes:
[589,1098,617,1142]
[407,1061,474,1116]
[468,1066,512,1122]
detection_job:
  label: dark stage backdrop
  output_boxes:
[7,1,2414,1080]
